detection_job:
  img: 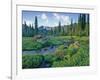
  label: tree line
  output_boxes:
[22,13,89,37]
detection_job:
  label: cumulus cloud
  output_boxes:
[53,13,71,25]
[41,13,47,19]
[61,15,71,25]
[41,13,48,23]
[53,13,60,20]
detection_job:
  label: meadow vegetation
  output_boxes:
[22,36,89,68]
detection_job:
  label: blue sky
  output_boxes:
[22,11,81,27]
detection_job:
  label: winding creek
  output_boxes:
[22,39,73,55]
[22,46,58,55]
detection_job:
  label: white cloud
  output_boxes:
[41,13,47,19]
[53,13,71,25]
[53,13,60,20]
[41,13,48,23]
[61,15,71,25]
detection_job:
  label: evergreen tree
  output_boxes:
[86,14,89,36]
[22,21,35,37]
[24,21,27,34]
[54,27,57,36]
[77,14,82,36]
[31,24,34,36]
[62,27,65,35]
[24,21,27,27]
[70,19,73,36]
[23,21,28,37]
[50,28,54,35]
[81,14,86,31]
[34,16,38,35]
[29,24,33,37]
[77,14,87,36]
[58,21,61,33]
[67,25,70,36]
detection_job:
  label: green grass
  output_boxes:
[22,54,43,68]
[22,37,43,50]
[22,36,88,50]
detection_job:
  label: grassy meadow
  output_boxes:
[22,36,89,68]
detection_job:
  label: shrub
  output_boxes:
[67,42,79,56]
[22,54,43,68]
[22,54,33,68]
[54,45,67,60]
[22,37,43,50]
[71,45,89,66]
[52,59,72,67]
[80,31,87,36]
[42,40,52,47]
[52,61,66,67]
[44,54,55,63]
[43,54,55,67]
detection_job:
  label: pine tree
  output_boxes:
[24,21,28,37]
[50,28,54,35]
[58,21,61,33]
[31,24,34,36]
[81,14,86,31]
[70,19,73,36]
[54,27,57,36]
[34,16,38,35]
[77,14,82,36]
[67,25,70,36]
[62,27,65,35]
[86,14,89,36]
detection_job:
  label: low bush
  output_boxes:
[70,44,89,66]
[54,45,67,60]
[52,61,66,67]
[44,54,54,63]
[43,54,56,67]
[22,38,43,50]
[22,54,43,68]
[67,42,79,57]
